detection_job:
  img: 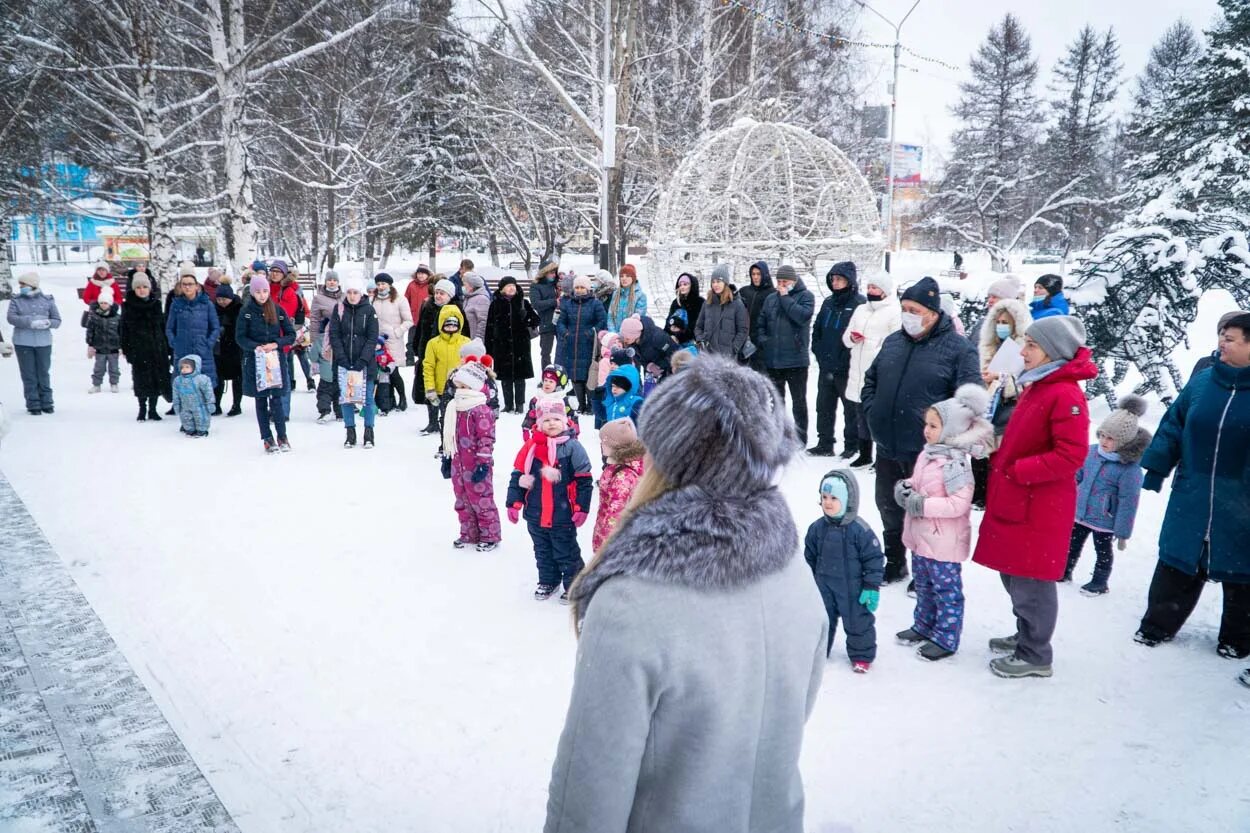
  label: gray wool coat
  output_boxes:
[548,486,828,833]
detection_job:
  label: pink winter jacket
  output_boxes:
[593,459,642,553]
[901,450,975,563]
[596,331,623,387]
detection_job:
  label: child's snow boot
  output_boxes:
[851,660,871,674]
[534,583,558,601]
[896,628,927,646]
[344,427,357,449]
[363,427,374,449]
[89,385,101,394]
[476,541,499,552]
[918,642,955,662]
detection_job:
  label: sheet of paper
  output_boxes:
[987,338,1025,377]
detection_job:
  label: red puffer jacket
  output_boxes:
[973,347,1097,580]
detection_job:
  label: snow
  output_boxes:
[2,260,1249,833]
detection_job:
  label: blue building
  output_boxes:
[8,162,141,264]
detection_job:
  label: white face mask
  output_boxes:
[901,311,925,337]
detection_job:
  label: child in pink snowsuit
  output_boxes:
[593,417,645,553]
[442,361,502,552]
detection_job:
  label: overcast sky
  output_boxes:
[846,0,1220,173]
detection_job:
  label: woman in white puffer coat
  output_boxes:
[372,273,413,411]
[842,272,901,466]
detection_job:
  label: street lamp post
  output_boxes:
[599,0,616,272]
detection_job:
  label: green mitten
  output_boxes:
[858,588,880,613]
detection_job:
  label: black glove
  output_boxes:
[440,457,452,480]
[471,463,489,483]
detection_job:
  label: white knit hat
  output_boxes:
[434,279,456,298]
[179,261,197,278]
[452,361,488,390]
[342,274,366,294]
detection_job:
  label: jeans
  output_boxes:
[813,368,856,450]
[501,379,527,412]
[342,377,376,429]
[253,390,287,442]
[1139,557,1250,652]
[91,352,121,386]
[295,348,314,388]
[1066,523,1114,586]
[767,366,809,442]
[1000,573,1058,665]
[15,345,53,410]
[873,454,914,575]
[539,332,555,371]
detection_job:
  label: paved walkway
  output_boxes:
[0,473,240,833]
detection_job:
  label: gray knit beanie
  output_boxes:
[1098,394,1147,446]
[710,263,731,283]
[1027,315,1086,362]
[775,264,798,283]
[638,354,799,493]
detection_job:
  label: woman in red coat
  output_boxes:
[83,261,124,307]
[974,315,1096,679]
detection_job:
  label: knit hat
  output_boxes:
[775,264,798,283]
[179,261,197,278]
[1035,274,1063,297]
[323,269,339,284]
[17,271,39,289]
[129,274,151,291]
[536,397,568,426]
[342,274,366,294]
[249,275,269,295]
[639,354,799,493]
[666,309,688,331]
[250,259,268,272]
[93,260,109,273]
[366,278,376,293]
[600,417,641,460]
[710,263,730,283]
[619,316,643,342]
[609,347,634,367]
[206,267,222,281]
[374,272,394,286]
[864,272,893,296]
[618,264,637,281]
[677,273,692,288]
[542,364,568,388]
[96,293,114,306]
[931,384,992,443]
[269,259,289,276]
[452,361,488,390]
[573,275,592,292]
[459,338,487,361]
[1099,394,1148,447]
[1026,315,1086,362]
[986,274,1022,301]
[414,264,431,278]
[595,269,613,287]
[434,279,455,298]
[901,276,941,312]
[464,272,484,291]
[819,471,849,517]
[216,283,235,300]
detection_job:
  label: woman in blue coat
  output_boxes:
[1030,274,1070,320]
[1136,312,1250,660]
[165,266,221,385]
[236,276,295,453]
[556,275,607,414]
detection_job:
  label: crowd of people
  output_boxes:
[3,254,1250,829]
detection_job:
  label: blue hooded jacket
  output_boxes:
[1030,293,1071,320]
[602,364,644,424]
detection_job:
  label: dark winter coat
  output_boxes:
[236,298,295,397]
[531,275,559,335]
[120,290,171,400]
[667,274,704,335]
[329,297,379,372]
[1141,360,1250,583]
[85,305,122,352]
[556,293,608,382]
[804,471,885,638]
[165,290,221,384]
[1075,439,1147,540]
[485,279,540,380]
[811,265,864,374]
[416,297,466,365]
[627,315,675,378]
[694,292,749,357]
[757,277,815,370]
[506,437,594,528]
[973,350,1098,581]
[213,297,243,379]
[737,260,775,350]
[861,313,982,463]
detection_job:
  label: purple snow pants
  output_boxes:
[912,554,965,652]
[451,452,501,544]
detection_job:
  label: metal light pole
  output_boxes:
[857,0,921,260]
[599,0,616,272]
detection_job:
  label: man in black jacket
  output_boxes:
[758,265,816,443]
[531,260,560,369]
[861,276,982,584]
[809,261,864,457]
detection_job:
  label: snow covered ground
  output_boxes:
[1,260,1248,833]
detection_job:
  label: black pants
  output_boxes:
[854,400,873,456]
[528,521,584,590]
[874,454,915,575]
[540,332,555,371]
[1139,558,1250,652]
[501,378,527,412]
[1066,523,1114,586]
[316,376,341,418]
[767,367,809,442]
[572,380,590,414]
[972,455,990,507]
[389,367,407,411]
[214,376,243,412]
[814,368,857,450]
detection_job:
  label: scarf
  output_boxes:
[90,276,115,289]
[922,443,975,495]
[1097,447,1121,463]
[1018,359,1067,387]
[512,430,571,527]
[442,387,488,457]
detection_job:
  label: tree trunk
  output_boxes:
[325,190,337,268]
[363,228,376,280]
[208,0,258,274]
[0,207,12,300]
[489,232,499,266]
[380,236,394,270]
[428,230,437,272]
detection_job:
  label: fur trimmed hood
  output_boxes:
[607,438,646,465]
[979,297,1033,360]
[571,485,797,631]
[1117,426,1152,465]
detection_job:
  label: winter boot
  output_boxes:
[88,385,101,394]
[851,661,871,674]
[317,412,334,425]
[988,634,1018,654]
[453,539,472,549]
[109,384,119,393]
[476,541,499,552]
[806,442,834,457]
[264,439,279,454]
[213,404,223,416]
[1217,643,1250,660]
[849,445,874,469]
[1133,629,1169,647]
[363,427,374,449]
[918,642,955,661]
[989,655,1053,679]
[882,561,909,585]
[1080,581,1109,597]
[137,398,148,421]
[278,438,292,453]
[148,397,162,421]
[906,579,917,599]
[896,628,927,646]
[534,583,558,601]
[344,427,357,449]
[559,587,572,604]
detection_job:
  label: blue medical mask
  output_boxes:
[19,286,33,297]
[995,323,1012,341]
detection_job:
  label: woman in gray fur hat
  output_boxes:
[545,354,828,833]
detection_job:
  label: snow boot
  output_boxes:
[989,655,1053,679]
[837,447,858,460]
[88,385,101,394]
[453,539,472,549]
[1217,643,1250,660]
[918,642,955,662]
[559,587,572,605]
[806,443,834,457]
[41,407,53,414]
[317,412,334,425]
[476,541,499,552]
[363,427,374,449]
[896,628,927,646]
[278,438,292,453]
[344,427,357,449]
[534,583,558,601]
[851,660,871,674]
[988,634,1018,654]
[1080,581,1109,597]
[882,562,909,585]
[212,404,223,416]
[137,399,148,421]
[1239,668,1250,689]
[420,423,439,435]
[1133,629,1169,647]
[849,447,874,469]
[109,384,119,393]
[906,579,917,599]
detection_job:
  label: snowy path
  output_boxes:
[1,271,1248,832]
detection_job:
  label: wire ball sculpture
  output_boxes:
[647,118,883,306]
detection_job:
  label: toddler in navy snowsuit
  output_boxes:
[172,354,214,436]
[1065,394,1150,594]
[804,469,884,671]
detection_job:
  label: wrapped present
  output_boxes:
[338,367,366,405]
[255,347,283,392]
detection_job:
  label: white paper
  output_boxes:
[987,338,1025,377]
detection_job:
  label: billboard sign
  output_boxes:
[892,144,923,186]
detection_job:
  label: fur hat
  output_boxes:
[464,272,484,291]
[1027,315,1086,362]
[1099,394,1147,447]
[619,316,643,342]
[902,276,942,312]
[775,264,798,283]
[249,275,269,296]
[452,361,488,390]
[618,263,637,281]
[536,397,568,426]
[638,353,799,493]
[573,275,592,292]
[864,272,893,296]
[129,274,151,292]
[537,259,559,277]
[542,364,568,388]
[373,272,394,286]
[986,274,1023,302]
[1035,273,1063,297]
[17,271,39,289]
[414,264,432,277]
[669,349,695,373]
[93,260,110,273]
[179,261,197,278]
[434,279,456,298]
[600,418,644,462]
[931,384,992,444]
[710,263,730,283]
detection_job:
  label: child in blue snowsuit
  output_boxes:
[598,363,644,426]
[804,469,884,672]
[1065,395,1150,594]
[172,354,215,437]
